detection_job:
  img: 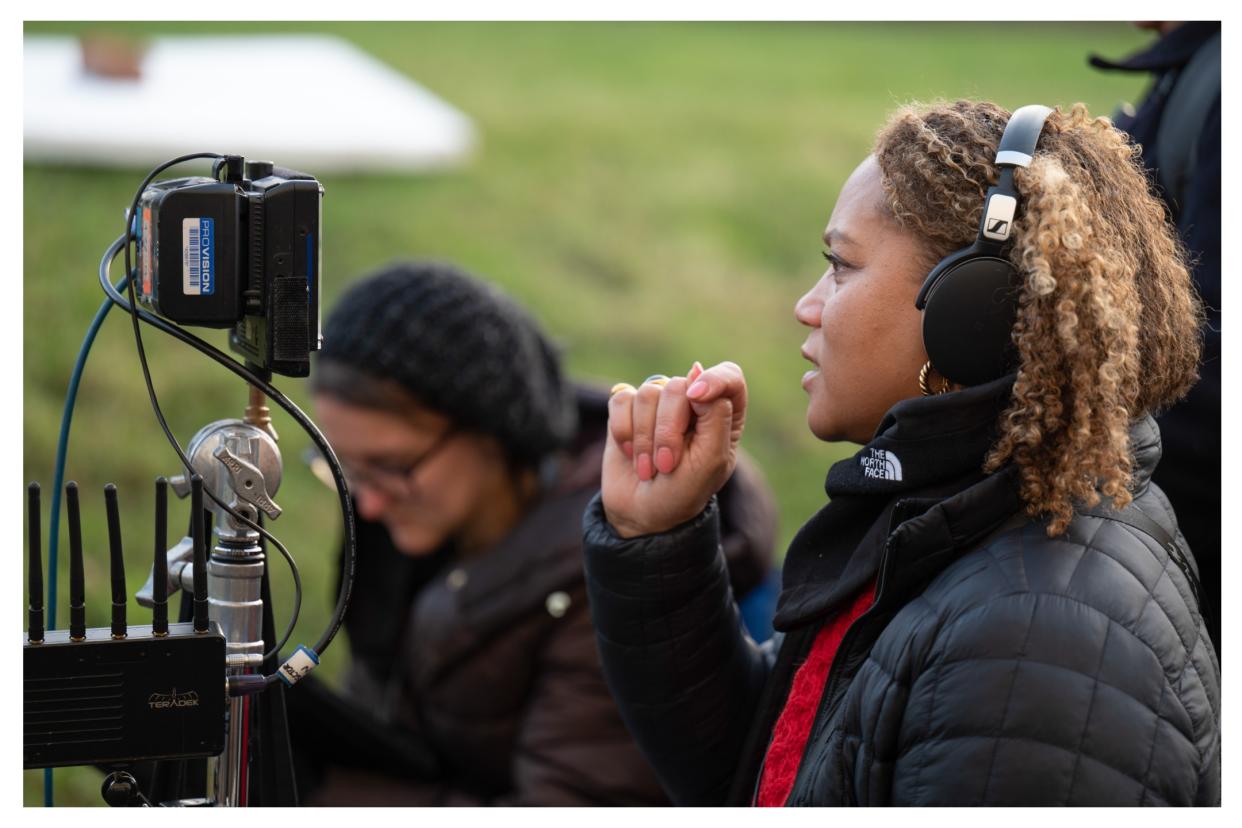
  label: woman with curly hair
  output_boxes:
[582,100,1220,806]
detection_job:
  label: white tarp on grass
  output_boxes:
[24,34,477,173]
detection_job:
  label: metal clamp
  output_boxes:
[213,441,281,520]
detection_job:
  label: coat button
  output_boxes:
[446,568,468,591]
[545,591,571,618]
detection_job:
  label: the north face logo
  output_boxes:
[860,448,902,481]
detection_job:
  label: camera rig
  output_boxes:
[24,153,357,807]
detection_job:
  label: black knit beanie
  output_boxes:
[316,260,577,466]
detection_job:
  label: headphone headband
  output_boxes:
[994,104,1055,169]
[978,104,1054,245]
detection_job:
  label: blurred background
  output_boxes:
[23,20,1151,805]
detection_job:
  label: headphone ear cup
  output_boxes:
[920,257,1021,387]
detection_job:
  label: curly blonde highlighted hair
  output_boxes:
[874,100,1204,535]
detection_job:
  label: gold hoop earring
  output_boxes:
[918,361,951,396]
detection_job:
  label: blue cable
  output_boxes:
[43,273,129,807]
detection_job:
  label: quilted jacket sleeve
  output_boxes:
[888,519,1220,806]
[582,493,771,805]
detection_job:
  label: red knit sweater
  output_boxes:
[755,581,877,807]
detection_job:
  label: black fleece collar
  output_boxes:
[824,374,1017,497]
[774,375,1016,631]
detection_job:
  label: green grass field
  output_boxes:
[22,20,1149,806]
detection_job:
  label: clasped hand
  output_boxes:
[602,361,748,538]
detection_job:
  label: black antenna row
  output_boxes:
[26,475,210,643]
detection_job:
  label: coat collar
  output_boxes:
[775,373,1167,632]
[775,376,1017,630]
[404,452,599,687]
[884,411,1165,576]
[1129,413,1163,494]
[824,374,1017,497]
[446,470,594,618]
[1089,22,1221,73]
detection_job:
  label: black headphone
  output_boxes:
[914,104,1054,387]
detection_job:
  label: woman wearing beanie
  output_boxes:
[583,101,1220,806]
[286,260,777,805]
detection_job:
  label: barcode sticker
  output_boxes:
[182,217,216,296]
[141,208,153,296]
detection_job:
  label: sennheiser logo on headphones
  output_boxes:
[983,193,1018,241]
[861,449,903,481]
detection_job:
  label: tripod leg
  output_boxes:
[247,524,299,806]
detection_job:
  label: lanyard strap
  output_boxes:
[1079,501,1206,618]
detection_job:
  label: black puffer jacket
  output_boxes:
[583,377,1220,805]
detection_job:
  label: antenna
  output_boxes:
[190,475,209,633]
[152,477,169,636]
[66,482,86,641]
[28,482,44,644]
[104,484,127,639]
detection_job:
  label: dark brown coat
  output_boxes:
[293,386,777,805]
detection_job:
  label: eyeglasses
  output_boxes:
[338,426,458,499]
